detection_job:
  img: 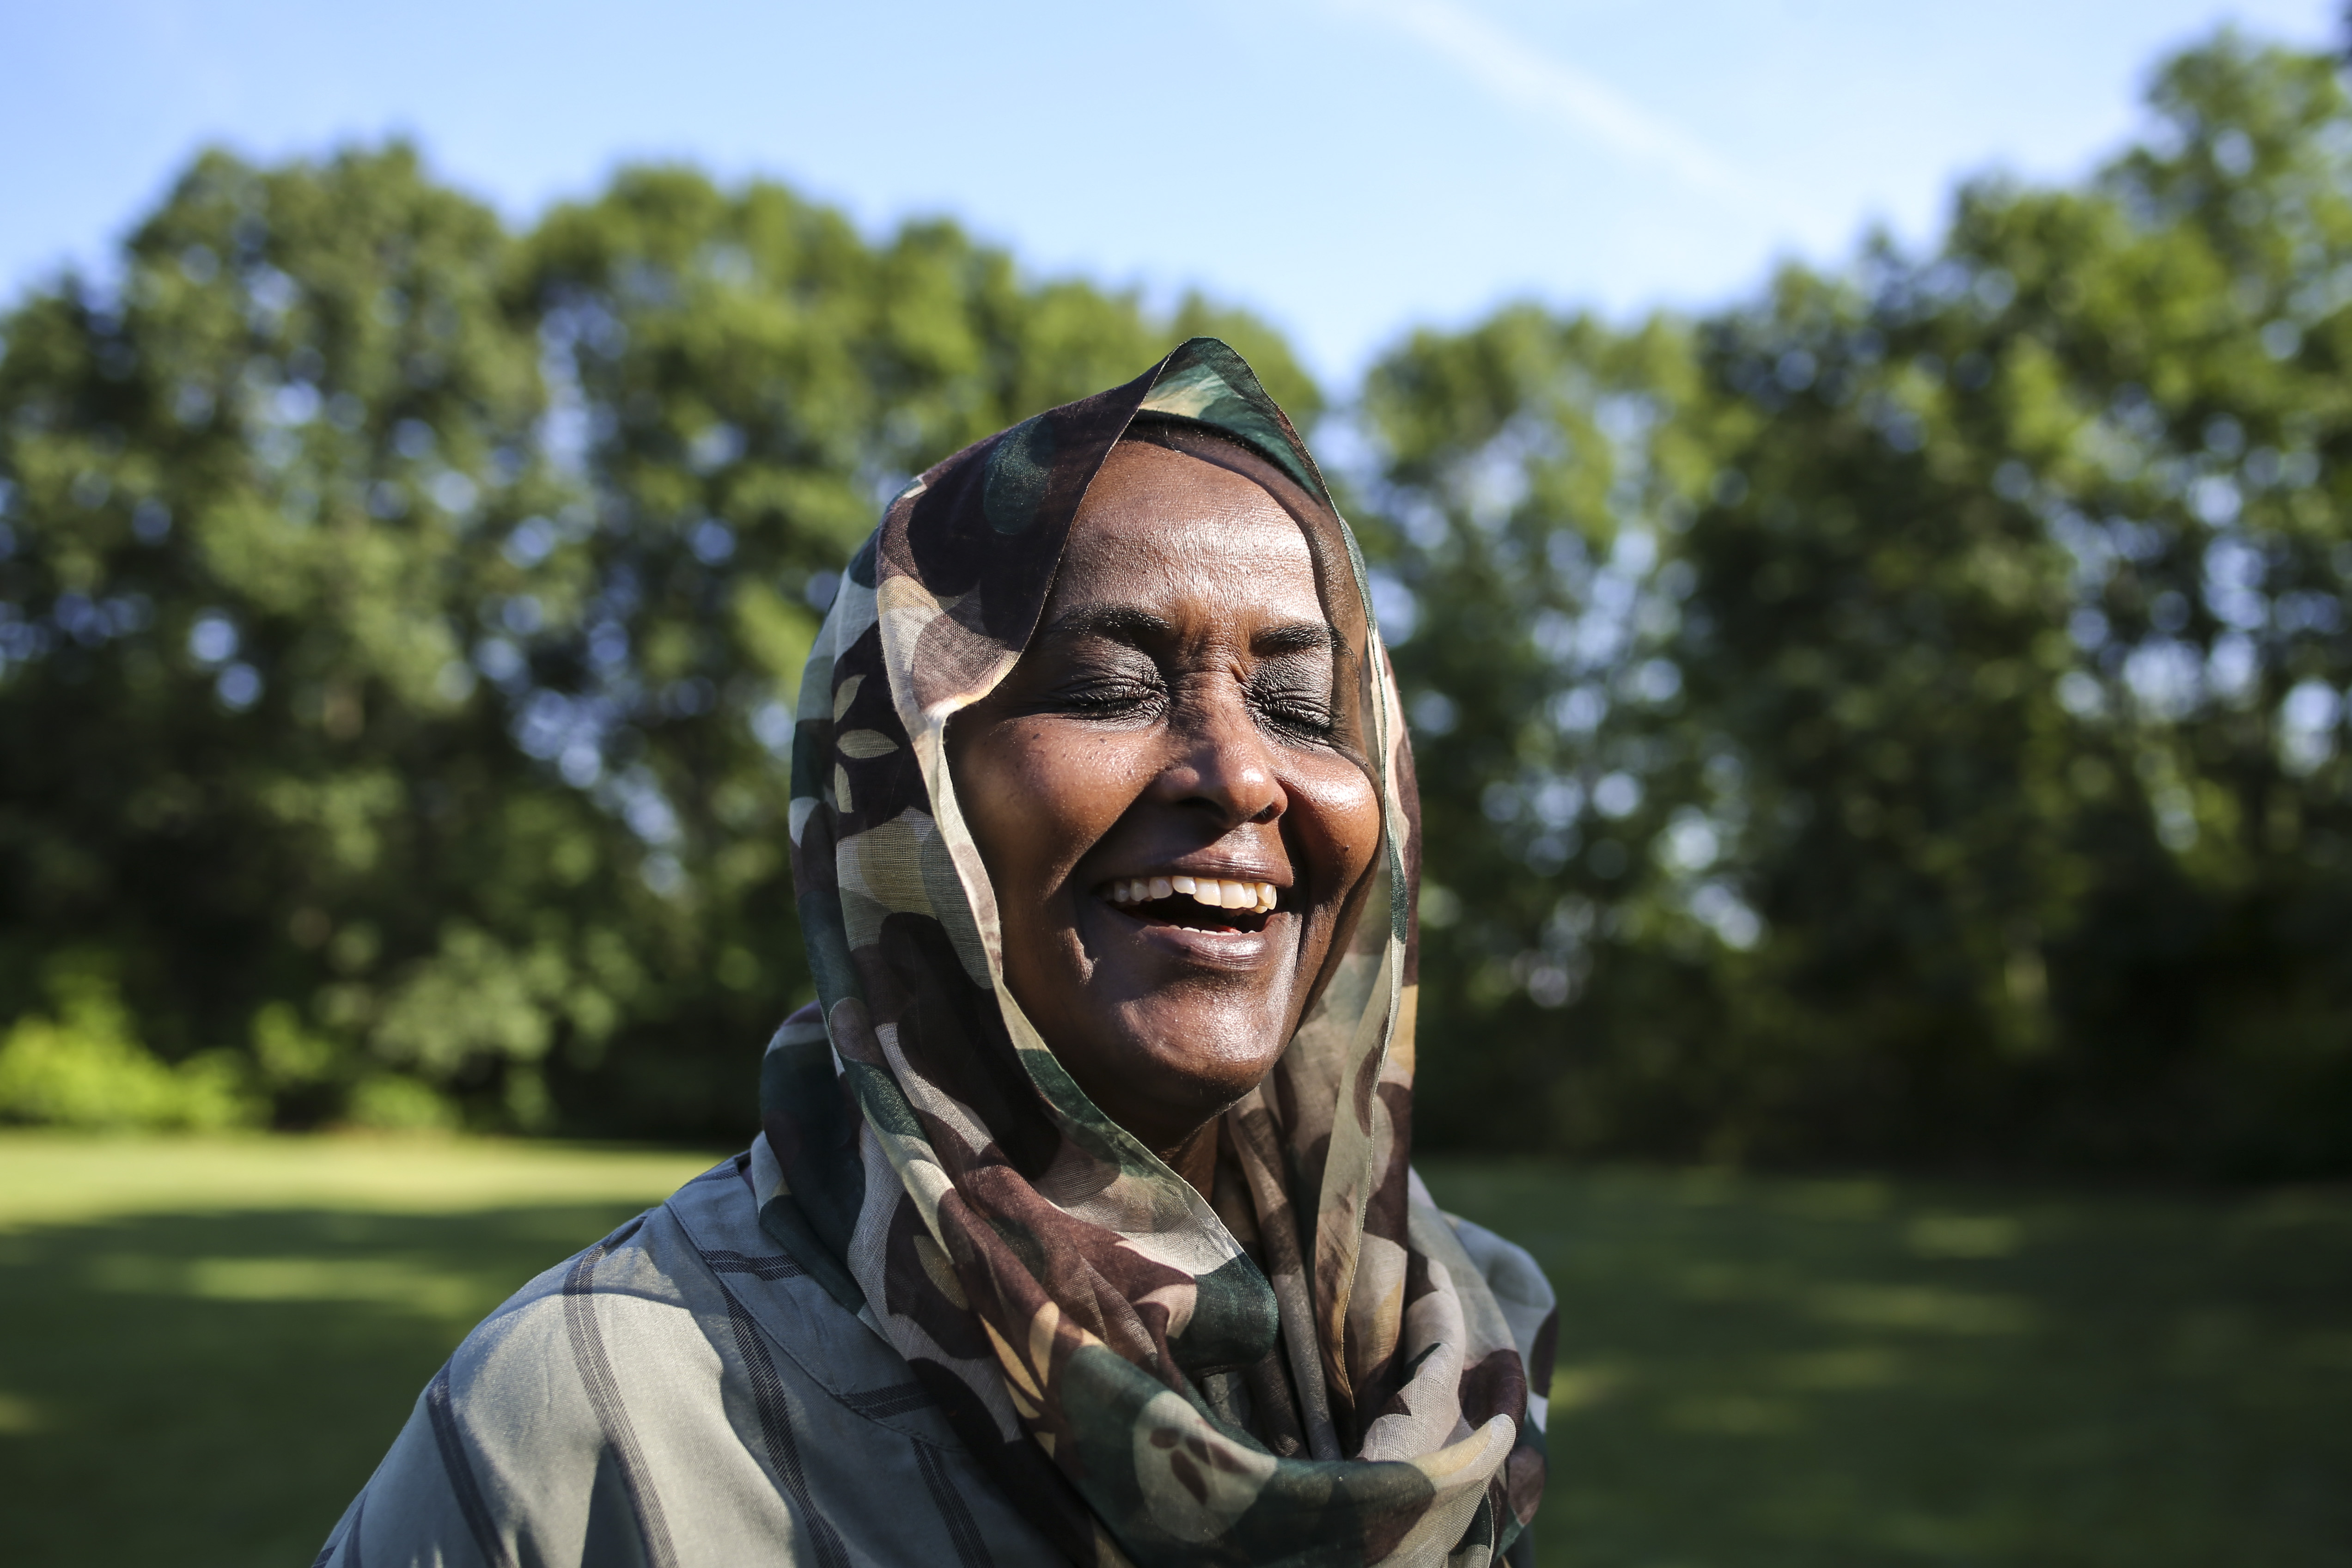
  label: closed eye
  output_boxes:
[1057,677,1164,718]
[1257,704,1336,743]
[1249,667,1338,742]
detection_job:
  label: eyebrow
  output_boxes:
[1254,622,1341,658]
[1037,605,1341,657]
[1038,605,1172,646]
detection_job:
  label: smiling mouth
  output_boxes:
[1101,875,1282,935]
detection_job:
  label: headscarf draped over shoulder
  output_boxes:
[759,339,1550,1567]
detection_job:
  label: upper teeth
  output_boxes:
[1107,875,1279,915]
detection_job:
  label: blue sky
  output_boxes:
[3,0,2339,385]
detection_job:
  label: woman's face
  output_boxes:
[948,440,1383,1161]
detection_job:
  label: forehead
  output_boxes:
[1046,442,1322,625]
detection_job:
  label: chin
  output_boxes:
[1089,1001,1288,1117]
[1030,902,1309,1144]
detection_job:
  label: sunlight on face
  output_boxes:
[947,441,1382,1174]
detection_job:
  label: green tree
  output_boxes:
[12,30,2350,1173]
[0,143,574,1130]
[0,145,1314,1137]
[502,168,1311,1134]
[1366,30,2352,1174]
[1352,306,1724,1151]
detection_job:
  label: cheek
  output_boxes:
[1284,758,1384,893]
[962,723,1145,902]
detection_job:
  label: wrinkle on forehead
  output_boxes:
[1045,444,1325,637]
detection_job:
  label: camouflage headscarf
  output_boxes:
[756,340,1546,1565]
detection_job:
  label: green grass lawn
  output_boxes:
[1419,1160,2352,1568]
[1,1135,2346,1567]
[0,1135,726,1566]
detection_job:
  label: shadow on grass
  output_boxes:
[1418,1165,2352,1568]
[3,1171,2349,1568]
[0,1200,655,1568]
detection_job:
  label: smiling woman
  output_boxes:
[950,425,1384,1191]
[316,341,1557,1568]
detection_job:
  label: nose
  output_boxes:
[1149,681,1286,828]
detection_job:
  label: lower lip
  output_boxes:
[1098,900,1276,967]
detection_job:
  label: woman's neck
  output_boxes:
[1161,1119,1221,1195]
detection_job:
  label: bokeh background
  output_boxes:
[3,3,2350,1564]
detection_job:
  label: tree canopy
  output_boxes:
[3,31,2347,1173]
[1370,32,2352,1175]
[0,144,1312,1138]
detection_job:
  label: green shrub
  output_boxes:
[0,964,259,1131]
[343,1074,460,1133]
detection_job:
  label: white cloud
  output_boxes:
[1327,0,1759,209]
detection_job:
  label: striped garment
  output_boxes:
[313,1146,1554,1566]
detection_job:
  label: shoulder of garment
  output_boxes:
[310,1153,1066,1568]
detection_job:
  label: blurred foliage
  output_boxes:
[0,956,256,1130]
[4,32,2350,1172]
[1375,32,2352,1175]
[0,143,1310,1139]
